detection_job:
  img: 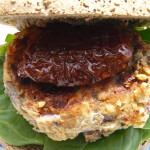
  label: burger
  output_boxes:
[0,0,150,150]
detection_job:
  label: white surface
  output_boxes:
[0,24,18,44]
[141,142,150,150]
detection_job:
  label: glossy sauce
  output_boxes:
[17,23,134,87]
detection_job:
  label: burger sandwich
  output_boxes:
[0,0,150,150]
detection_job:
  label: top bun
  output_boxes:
[0,0,150,29]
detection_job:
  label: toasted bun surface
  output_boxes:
[0,0,150,29]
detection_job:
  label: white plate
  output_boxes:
[0,24,18,44]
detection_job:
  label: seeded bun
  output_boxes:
[0,0,150,29]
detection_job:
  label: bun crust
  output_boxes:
[0,139,42,150]
[1,0,150,17]
[0,0,150,29]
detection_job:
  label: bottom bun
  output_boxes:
[0,139,149,150]
[0,139,42,150]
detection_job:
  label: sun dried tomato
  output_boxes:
[18,23,134,87]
